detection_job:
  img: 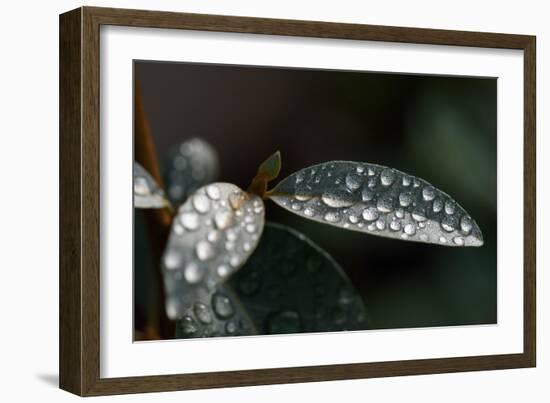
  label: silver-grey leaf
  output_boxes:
[134,162,167,209]
[164,138,219,205]
[162,183,265,320]
[268,161,483,247]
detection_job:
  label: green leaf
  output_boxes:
[257,150,281,181]
[162,183,265,320]
[133,162,169,209]
[267,161,483,247]
[228,223,368,334]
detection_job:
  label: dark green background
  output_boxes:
[135,60,497,332]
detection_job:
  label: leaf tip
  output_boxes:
[468,226,484,247]
[258,150,282,181]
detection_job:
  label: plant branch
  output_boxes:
[134,81,175,340]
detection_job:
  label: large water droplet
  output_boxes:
[361,187,375,201]
[163,252,181,270]
[217,264,231,278]
[180,212,200,231]
[207,230,220,243]
[376,195,394,213]
[362,207,379,221]
[445,200,456,215]
[245,223,257,233]
[184,262,203,283]
[453,236,465,246]
[294,190,312,201]
[422,186,435,201]
[303,206,315,217]
[192,194,210,214]
[226,229,238,242]
[460,216,473,234]
[404,223,416,236]
[390,220,401,231]
[193,302,212,324]
[196,240,215,261]
[349,215,359,224]
[380,169,395,186]
[441,215,458,232]
[402,176,411,186]
[179,316,197,335]
[321,188,355,208]
[205,184,221,200]
[432,198,443,213]
[229,254,243,267]
[324,211,341,223]
[225,321,237,335]
[173,223,184,235]
[356,165,365,174]
[399,192,413,207]
[412,207,427,222]
[345,173,362,191]
[212,293,234,319]
[376,218,386,230]
[268,310,301,334]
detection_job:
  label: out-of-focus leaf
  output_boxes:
[174,285,257,338]
[164,138,219,205]
[162,183,265,320]
[229,222,368,334]
[268,161,483,247]
[134,162,168,209]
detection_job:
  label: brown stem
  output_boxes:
[134,81,175,340]
[247,174,268,199]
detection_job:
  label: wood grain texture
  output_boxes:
[59,6,537,396]
[59,7,83,396]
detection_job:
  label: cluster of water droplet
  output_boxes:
[269,162,482,247]
[162,183,265,320]
[227,223,368,334]
[175,291,253,338]
[164,138,219,205]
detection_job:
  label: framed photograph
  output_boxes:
[59,6,536,396]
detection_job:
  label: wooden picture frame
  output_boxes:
[59,6,536,396]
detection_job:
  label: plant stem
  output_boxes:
[134,81,175,340]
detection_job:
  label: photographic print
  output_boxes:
[133,61,496,341]
[60,7,535,395]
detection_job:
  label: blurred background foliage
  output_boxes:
[134,60,496,337]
